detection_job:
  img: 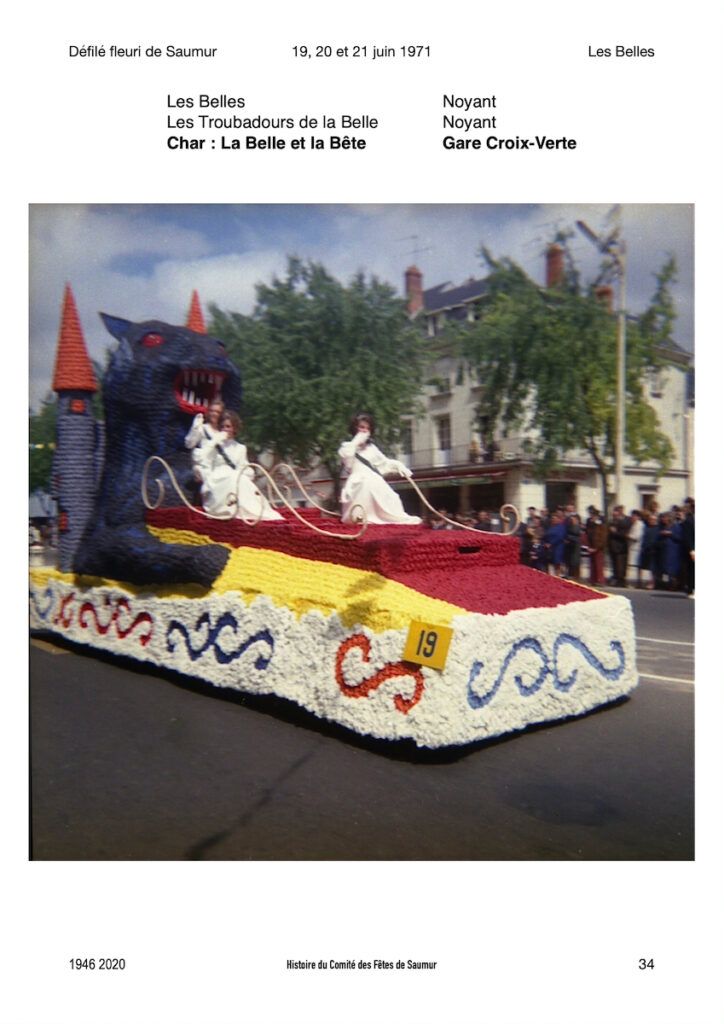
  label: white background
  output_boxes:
[6,1,723,1021]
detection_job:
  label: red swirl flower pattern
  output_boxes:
[53,592,76,628]
[79,594,153,646]
[335,633,424,715]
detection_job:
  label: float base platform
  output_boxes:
[29,513,638,748]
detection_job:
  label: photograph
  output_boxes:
[29,203,694,861]
[8,1,722,1019]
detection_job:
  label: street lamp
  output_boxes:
[576,215,627,508]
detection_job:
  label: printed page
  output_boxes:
[9,1,723,1022]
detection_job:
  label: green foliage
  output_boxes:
[639,255,678,352]
[459,244,676,507]
[209,258,425,495]
[29,395,57,494]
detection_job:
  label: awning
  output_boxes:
[393,470,506,488]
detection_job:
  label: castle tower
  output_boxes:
[186,289,206,333]
[51,285,99,572]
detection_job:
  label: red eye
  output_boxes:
[141,333,164,347]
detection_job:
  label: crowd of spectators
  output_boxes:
[519,498,695,596]
[32,484,695,597]
[428,507,505,532]
[426,498,695,597]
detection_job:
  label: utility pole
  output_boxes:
[576,214,627,507]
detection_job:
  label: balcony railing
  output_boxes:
[399,444,508,471]
[398,442,600,474]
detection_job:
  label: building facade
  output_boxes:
[392,251,694,519]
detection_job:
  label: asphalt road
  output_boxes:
[29,588,693,861]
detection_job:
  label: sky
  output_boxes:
[29,203,694,412]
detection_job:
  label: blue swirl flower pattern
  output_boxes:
[30,583,55,621]
[467,632,626,710]
[166,611,274,670]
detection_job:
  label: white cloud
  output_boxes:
[30,204,693,411]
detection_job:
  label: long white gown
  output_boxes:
[195,436,283,521]
[338,431,421,525]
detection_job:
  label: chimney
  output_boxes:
[405,265,423,316]
[595,284,614,312]
[545,244,564,288]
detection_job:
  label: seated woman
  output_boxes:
[195,411,283,522]
[338,413,421,525]
[185,398,225,455]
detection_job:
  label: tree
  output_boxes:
[458,246,675,514]
[209,258,426,503]
[638,254,678,350]
[29,358,106,494]
[29,394,57,494]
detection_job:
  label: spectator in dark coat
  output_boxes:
[474,510,492,532]
[544,512,567,576]
[565,513,583,580]
[639,513,660,589]
[607,505,631,587]
[519,524,534,567]
[586,506,607,586]
[658,512,682,588]
[529,519,547,572]
[680,499,695,597]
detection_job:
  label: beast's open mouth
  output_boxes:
[174,369,226,413]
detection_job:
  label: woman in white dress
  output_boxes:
[338,413,421,526]
[185,398,225,456]
[195,412,283,522]
[627,508,644,586]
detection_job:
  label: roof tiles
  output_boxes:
[52,285,98,393]
[186,290,207,333]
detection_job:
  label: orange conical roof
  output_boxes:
[186,290,206,333]
[52,285,98,393]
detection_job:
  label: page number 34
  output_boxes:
[638,958,655,970]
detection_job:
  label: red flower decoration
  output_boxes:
[335,634,424,715]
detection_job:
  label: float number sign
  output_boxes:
[403,621,453,670]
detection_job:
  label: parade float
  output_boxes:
[29,288,638,748]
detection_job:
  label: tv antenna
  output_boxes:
[398,234,433,263]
